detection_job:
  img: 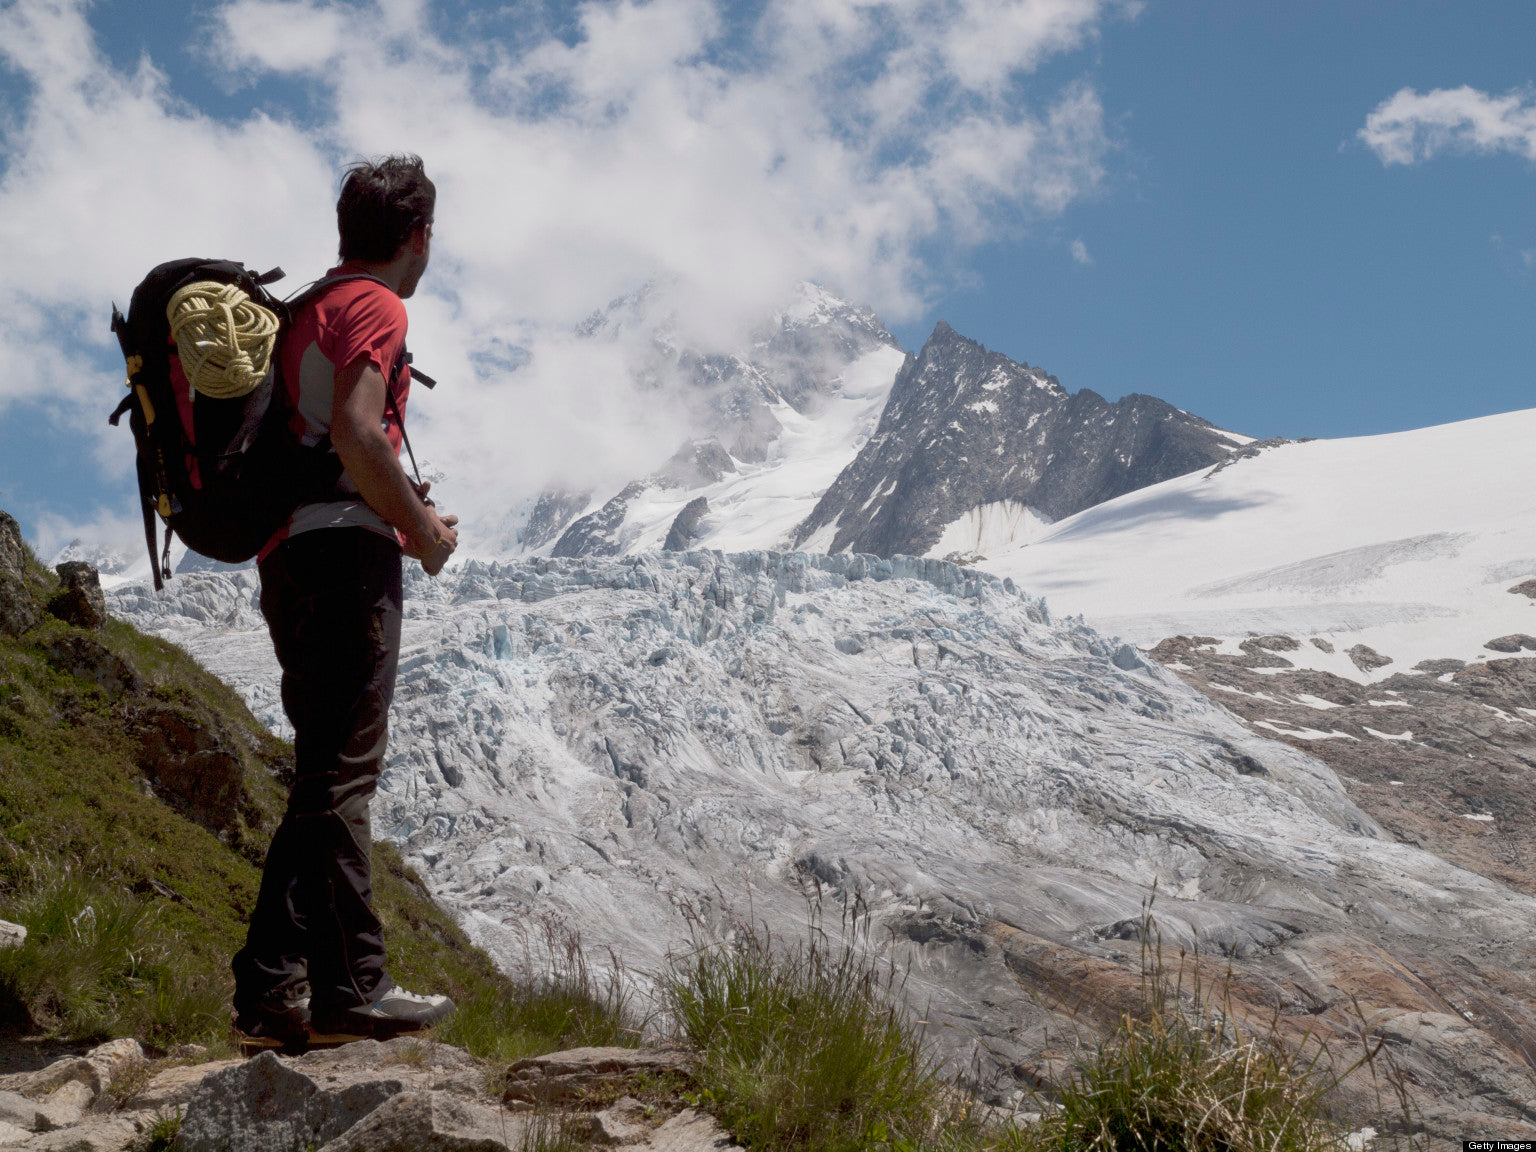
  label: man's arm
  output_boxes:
[331,357,459,574]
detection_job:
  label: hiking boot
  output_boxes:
[232,993,311,1054]
[309,976,455,1042]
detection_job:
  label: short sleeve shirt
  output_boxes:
[263,268,413,553]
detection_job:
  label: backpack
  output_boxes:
[109,260,433,590]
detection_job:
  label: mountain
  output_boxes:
[517,291,1244,564]
[109,551,1536,1137]
[980,407,1536,677]
[792,321,1250,559]
[523,284,906,559]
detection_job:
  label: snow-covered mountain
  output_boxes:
[110,551,1536,1135]
[793,321,1251,559]
[511,289,1244,563]
[981,408,1536,679]
[519,284,907,559]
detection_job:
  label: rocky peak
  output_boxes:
[791,322,1244,558]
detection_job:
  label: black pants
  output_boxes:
[232,528,402,1015]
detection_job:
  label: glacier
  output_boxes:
[110,549,1536,1130]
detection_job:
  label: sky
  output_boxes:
[0,0,1532,558]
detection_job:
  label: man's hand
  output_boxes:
[404,507,459,576]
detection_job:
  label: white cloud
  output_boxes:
[1360,85,1536,166]
[1070,238,1092,264]
[0,0,1119,545]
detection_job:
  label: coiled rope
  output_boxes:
[166,280,279,400]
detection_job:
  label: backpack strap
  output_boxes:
[290,274,435,493]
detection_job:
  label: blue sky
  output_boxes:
[0,0,1532,552]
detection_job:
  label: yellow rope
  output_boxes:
[166,280,279,400]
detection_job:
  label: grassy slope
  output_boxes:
[0,545,618,1057]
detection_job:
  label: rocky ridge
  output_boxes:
[111,551,1536,1139]
[792,321,1248,558]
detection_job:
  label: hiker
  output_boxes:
[231,155,460,1048]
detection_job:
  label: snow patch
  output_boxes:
[928,501,1055,562]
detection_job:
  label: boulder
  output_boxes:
[43,637,142,700]
[176,1047,418,1152]
[1347,643,1393,672]
[0,1119,27,1146]
[0,573,37,639]
[0,1057,107,1100]
[1484,634,1536,654]
[32,1079,92,1130]
[48,563,108,631]
[0,921,24,950]
[0,514,25,582]
[122,701,244,833]
[316,1090,523,1151]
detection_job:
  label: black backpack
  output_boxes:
[109,260,432,589]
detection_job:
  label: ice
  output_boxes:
[108,548,1536,1076]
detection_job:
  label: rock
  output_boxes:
[644,1108,743,1152]
[121,701,243,833]
[175,1051,322,1152]
[1507,578,1536,599]
[1347,643,1392,672]
[113,1059,239,1113]
[0,514,39,638]
[47,563,108,631]
[164,1044,207,1061]
[2,1058,106,1101]
[503,1047,691,1107]
[32,1080,93,1130]
[316,1090,523,1151]
[42,637,141,701]
[0,574,37,639]
[0,514,26,581]
[23,1114,141,1150]
[1309,636,1335,653]
[0,1119,26,1146]
[591,1096,650,1143]
[0,1091,35,1131]
[82,1040,141,1079]
[176,1043,467,1152]
[1483,634,1536,654]
[663,498,710,553]
[0,921,24,950]
[1413,658,1465,674]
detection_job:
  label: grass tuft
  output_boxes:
[999,904,1386,1152]
[663,894,958,1152]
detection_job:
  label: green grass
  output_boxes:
[663,899,962,1152]
[0,544,632,1062]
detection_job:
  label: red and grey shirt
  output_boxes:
[262,268,412,556]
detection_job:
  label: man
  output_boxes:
[232,155,461,1048]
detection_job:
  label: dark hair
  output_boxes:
[336,155,436,262]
